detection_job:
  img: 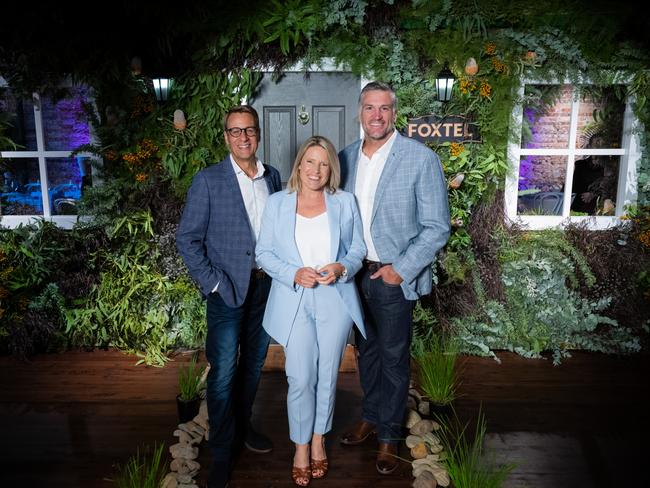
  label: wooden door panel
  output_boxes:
[312,106,345,152]
[263,107,296,182]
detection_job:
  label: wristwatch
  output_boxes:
[340,266,348,279]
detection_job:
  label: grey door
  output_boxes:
[250,72,360,183]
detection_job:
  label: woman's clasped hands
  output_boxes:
[294,263,345,288]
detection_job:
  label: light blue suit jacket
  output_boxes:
[339,132,450,300]
[256,189,367,347]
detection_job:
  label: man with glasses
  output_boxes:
[177,105,282,488]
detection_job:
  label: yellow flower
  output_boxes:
[135,173,148,182]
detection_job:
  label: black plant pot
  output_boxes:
[176,394,200,424]
[428,401,453,421]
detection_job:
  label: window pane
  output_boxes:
[522,85,571,149]
[571,155,619,216]
[0,158,43,215]
[576,86,626,149]
[42,86,92,151]
[46,156,90,215]
[517,156,568,216]
[0,89,37,151]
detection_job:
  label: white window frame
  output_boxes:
[505,76,642,230]
[0,78,96,229]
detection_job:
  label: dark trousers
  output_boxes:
[355,267,415,443]
[205,274,271,468]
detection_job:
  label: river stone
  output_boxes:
[173,429,193,444]
[406,434,423,448]
[418,400,430,416]
[410,419,435,436]
[410,441,428,459]
[406,409,422,429]
[412,470,437,488]
[161,473,177,488]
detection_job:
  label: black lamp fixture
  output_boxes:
[435,63,456,102]
[152,77,173,102]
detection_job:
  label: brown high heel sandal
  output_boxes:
[310,457,329,479]
[292,465,311,486]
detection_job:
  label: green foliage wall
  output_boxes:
[1,0,649,364]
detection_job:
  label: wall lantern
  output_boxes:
[435,64,456,102]
[152,78,173,102]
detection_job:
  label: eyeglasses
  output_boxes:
[225,126,258,137]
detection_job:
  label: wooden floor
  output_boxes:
[1,348,648,487]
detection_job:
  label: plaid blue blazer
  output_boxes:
[339,132,450,300]
[176,157,282,307]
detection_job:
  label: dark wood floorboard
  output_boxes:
[0,350,648,487]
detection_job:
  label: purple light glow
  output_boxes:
[519,156,534,190]
[519,107,542,191]
[56,87,91,149]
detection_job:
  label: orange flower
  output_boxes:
[459,77,478,95]
[450,142,465,156]
[638,230,650,248]
[479,80,492,98]
[484,42,497,56]
[123,152,139,164]
[491,57,508,74]
[135,173,148,182]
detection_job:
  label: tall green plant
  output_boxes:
[112,443,167,488]
[178,354,206,402]
[412,328,460,406]
[63,211,205,366]
[437,407,514,488]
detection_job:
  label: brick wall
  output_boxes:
[522,85,599,191]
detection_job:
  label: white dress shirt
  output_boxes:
[231,155,269,248]
[211,156,269,293]
[354,130,397,262]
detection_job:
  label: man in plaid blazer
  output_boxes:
[338,82,450,475]
[176,105,282,488]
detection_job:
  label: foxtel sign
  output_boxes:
[403,115,480,143]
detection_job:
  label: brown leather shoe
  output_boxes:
[376,442,399,475]
[339,420,376,445]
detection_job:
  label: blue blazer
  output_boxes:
[256,189,367,347]
[339,132,450,300]
[176,156,282,308]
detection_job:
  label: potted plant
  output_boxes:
[411,330,460,419]
[176,354,206,424]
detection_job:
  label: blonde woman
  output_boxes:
[256,136,366,486]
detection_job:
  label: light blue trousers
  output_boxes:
[284,285,353,445]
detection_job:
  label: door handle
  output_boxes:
[298,105,310,125]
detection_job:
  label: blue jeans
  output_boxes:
[205,274,271,464]
[355,268,415,444]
